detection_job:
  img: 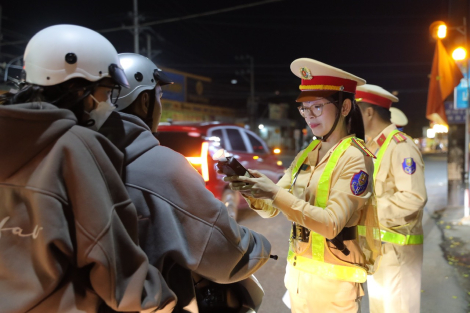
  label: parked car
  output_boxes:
[155,122,285,219]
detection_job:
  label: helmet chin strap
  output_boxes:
[313,92,344,142]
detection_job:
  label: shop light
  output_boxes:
[427,128,436,139]
[432,124,448,133]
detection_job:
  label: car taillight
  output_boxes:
[186,142,210,182]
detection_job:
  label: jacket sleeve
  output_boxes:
[140,147,272,284]
[66,129,175,312]
[271,150,373,239]
[378,142,427,229]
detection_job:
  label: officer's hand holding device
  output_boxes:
[214,149,279,261]
[213,149,253,179]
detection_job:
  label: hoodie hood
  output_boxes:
[0,102,77,179]
[99,111,159,165]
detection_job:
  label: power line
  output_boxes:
[0,0,283,47]
[98,0,283,34]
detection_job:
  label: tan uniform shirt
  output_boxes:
[367,124,427,235]
[244,135,374,302]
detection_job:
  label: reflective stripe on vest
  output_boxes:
[357,129,423,246]
[287,250,367,283]
[288,138,368,283]
[357,225,423,245]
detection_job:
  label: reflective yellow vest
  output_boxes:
[358,129,423,245]
[287,137,373,283]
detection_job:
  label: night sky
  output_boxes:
[1,0,451,138]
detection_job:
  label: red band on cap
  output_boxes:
[355,91,392,109]
[300,76,357,93]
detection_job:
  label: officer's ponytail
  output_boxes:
[347,99,365,141]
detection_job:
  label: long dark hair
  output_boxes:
[0,78,97,125]
[327,91,365,141]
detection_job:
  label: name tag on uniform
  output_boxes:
[350,170,369,195]
[402,158,416,175]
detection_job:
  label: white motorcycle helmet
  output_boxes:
[23,24,129,89]
[115,53,173,111]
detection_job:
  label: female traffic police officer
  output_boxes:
[225,58,382,313]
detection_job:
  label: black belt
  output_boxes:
[292,223,356,256]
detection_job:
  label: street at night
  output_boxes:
[2,1,470,312]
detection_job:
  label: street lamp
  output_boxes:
[430,21,447,40]
[452,47,467,61]
[438,25,447,39]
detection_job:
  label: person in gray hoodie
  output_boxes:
[0,25,175,312]
[98,53,272,312]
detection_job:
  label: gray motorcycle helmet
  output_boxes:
[115,53,173,111]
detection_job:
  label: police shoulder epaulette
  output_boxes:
[351,138,376,158]
[392,132,407,144]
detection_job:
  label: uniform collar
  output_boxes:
[370,124,397,150]
[308,134,355,167]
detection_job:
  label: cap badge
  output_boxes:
[300,67,312,80]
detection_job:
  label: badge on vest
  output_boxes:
[350,170,369,195]
[402,158,416,175]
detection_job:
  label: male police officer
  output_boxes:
[97,53,271,312]
[390,107,408,132]
[357,84,427,313]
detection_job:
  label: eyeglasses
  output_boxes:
[98,83,122,104]
[297,101,334,118]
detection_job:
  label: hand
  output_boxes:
[224,169,280,200]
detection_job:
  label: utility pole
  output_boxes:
[235,54,257,131]
[0,5,3,57]
[463,17,469,217]
[133,0,139,53]
[146,34,151,58]
[248,55,256,132]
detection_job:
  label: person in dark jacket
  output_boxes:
[0,25,175,313]
[98,53,272,312]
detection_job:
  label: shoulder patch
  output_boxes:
[377,134,386,147]
[392,132,407,144]
[351,138,376,158]
[402,158,416,175]
[350,170,369,195]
